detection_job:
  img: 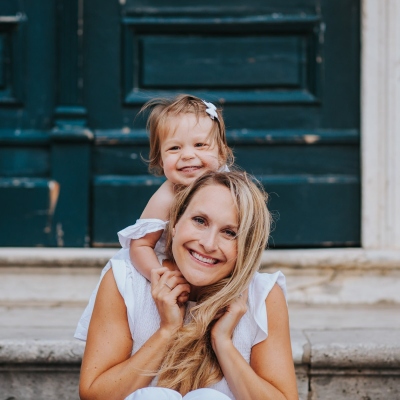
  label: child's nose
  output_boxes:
[181,148,195,160]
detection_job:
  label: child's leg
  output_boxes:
[126,387,182,400]
[182,388,232,400]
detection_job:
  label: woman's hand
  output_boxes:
[210,289,248,350]
[162,259,189,303]
[151,267,191,335]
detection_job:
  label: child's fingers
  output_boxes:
[177,291,190,303]
[150,267,168,285]
[170,283,191,302]
[151,268,187,299]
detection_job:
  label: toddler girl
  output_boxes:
[118,94,233,283]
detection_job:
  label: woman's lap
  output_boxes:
[126,387,232,400]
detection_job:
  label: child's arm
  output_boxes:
[129,181,175,281]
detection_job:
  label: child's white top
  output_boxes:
[75,219,286,400]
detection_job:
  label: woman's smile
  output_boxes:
[188,248,219,265]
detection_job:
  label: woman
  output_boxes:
[76,171,298,400]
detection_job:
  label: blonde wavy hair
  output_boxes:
[157,171,271,394]
[140,94,234,176]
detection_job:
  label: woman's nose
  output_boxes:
[198,230,218,253]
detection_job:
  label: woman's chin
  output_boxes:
[181,269,212,288]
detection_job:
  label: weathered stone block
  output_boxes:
[310,372,400,400]
[0,366,80,400]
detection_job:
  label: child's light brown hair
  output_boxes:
[141,94,234,176]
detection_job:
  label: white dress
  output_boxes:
[75,219,287,400]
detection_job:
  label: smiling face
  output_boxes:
[160,113,221,186]
[171,184,238,293]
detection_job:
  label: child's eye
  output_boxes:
[193,216,206,225]
[195,143,208,148]
[168,146,180,151]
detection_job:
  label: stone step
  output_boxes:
[1,248,399,399]
[0,319,399,399]
[1,247,400,305]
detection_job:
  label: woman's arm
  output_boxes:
[79,267,190,400]
[211,285,298,400]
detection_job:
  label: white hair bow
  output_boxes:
[202,100,219,121]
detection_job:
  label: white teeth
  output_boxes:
[181,166,200,171]
[191,251,217,264]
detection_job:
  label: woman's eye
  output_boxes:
[224,229,237,239]
[193,216,206,225]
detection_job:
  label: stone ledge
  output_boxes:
[261,248,400,270]
[0,340,85,363]
[306,329,400,369]
[1,248,400,270]
[0,248,115,268]
[1,330,399,369]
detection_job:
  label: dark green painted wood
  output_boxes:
[0,147,49,177]
[92,142,359,177]
[0,1,92,247]
[0,13,26,105]
[141,36,302,88]
[0,34,4,88]
[46,1,92,247]
[92,176,165,246]
[0,178,56,246]
[91,174,360,247]
[0,0,361,248]
[85,0,360,248]
[84,0,122,129]
[126,90,319,105]
[55,0,86,125]
[0,0,56,129]
[123,0,317,14]
[122,12,322,105]
[262,178,360,247]
[0,130,50,145]
[94,129,359,145]
[51,128,92,247]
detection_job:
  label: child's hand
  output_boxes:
[162,259,190,303]
[162,259,179,272]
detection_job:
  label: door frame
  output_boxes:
[361,0,400,250]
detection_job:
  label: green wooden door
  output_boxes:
[0,0,360,248]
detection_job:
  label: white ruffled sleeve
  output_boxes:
[218,164,230,172]
[117,219,168,248]
[249,271,287,346]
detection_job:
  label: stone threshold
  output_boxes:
[1,329,399,400]
[0,248,399,270]
[1,329,399,368]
